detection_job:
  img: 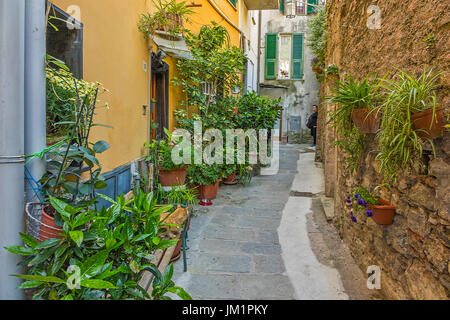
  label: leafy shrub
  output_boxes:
[4,191,191,300]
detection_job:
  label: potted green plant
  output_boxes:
[377,68,445,185]
[327,75,382,134]
[222,164,238,185]
[138,0,194,40]
[145,128,188,187]
[35,140,110,242]
[346,187,396,226]
[186,164,222,205]
[326,64,340,81]
[5,190,191,300]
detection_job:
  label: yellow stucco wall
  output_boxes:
[166,0,242,131]
[51,0,241,172]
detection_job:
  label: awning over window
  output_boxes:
[151,31,193,60]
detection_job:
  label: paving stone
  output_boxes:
[188,252,253,273]
[196,239,242,254]
[236,274,295,299]
[210,214,240,227]
[202,225,257,242]
[252,208,281,218]
[238,216,281,230]
[256,231,280,245]
[253,255,286,274]
[181,274,241,299]
[240,242,282,255]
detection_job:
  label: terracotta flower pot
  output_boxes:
[38,208,64,242]
[411,106,445,139]
[312,66,322,74]
[198,180,220,200]
[158,167,188,187]
[223,173,238,185]
[352,108,381,134]
[368,198,396,226]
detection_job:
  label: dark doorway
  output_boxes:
[151,52,169,140]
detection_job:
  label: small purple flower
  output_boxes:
[366,210,374,217]
[346,199,352,204]
[354,194,360,199]
[351,216,357,223]
[357,198,365,206]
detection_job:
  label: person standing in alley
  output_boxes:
[307,105,318,147]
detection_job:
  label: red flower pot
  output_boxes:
[411,107,445,139]
[38,207,64,242]
[352,108,381,134]
[223,173,238,185]
[158,167,188,187]
[198,180,220,200]
[368,198,396,226]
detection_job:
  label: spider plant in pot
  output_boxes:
[376,68,444,186]
[145,128,189,187]
[326,75,383,134]
[345,187,396,226]
[186,164,222,206]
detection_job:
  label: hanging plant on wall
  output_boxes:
[326,75,383,172]
[137,0,194,39]
[376,68,446,186]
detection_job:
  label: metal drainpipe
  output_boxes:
[24,0,46,203]
[0,0,26,299]
[256,10,262,94]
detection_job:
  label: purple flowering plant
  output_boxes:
[345,187,379,223]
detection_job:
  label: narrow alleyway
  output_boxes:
[172,144,378,300]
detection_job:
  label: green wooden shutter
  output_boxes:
[291,34,304,79]
[307,0,318,15]
[265,33,277,80]
[230,0,237,7]
[280,0,285,14]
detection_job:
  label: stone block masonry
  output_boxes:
[318,0,450,299]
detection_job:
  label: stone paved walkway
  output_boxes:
[171,144,377,300]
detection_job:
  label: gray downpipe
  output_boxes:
[0,0,26,300]
[24,0,46,203]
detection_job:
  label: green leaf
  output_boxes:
[18,280,44,289]
[80,279,117,289]
[61,294,74,300]
[48,196,73,219]
[129,261,139,274]
[167,286,192,300]
[19,233,39,249]
[4,246,35,256]
[80,250,110,278]
[11,274,65,284]
[93,141,110,154]
[35,238,61,250]
[152,237,161,245]
[69,231,84,247]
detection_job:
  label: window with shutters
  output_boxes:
[280,1,318,16]
[265,33,304,80]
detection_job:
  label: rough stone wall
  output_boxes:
[319,0,450,299]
